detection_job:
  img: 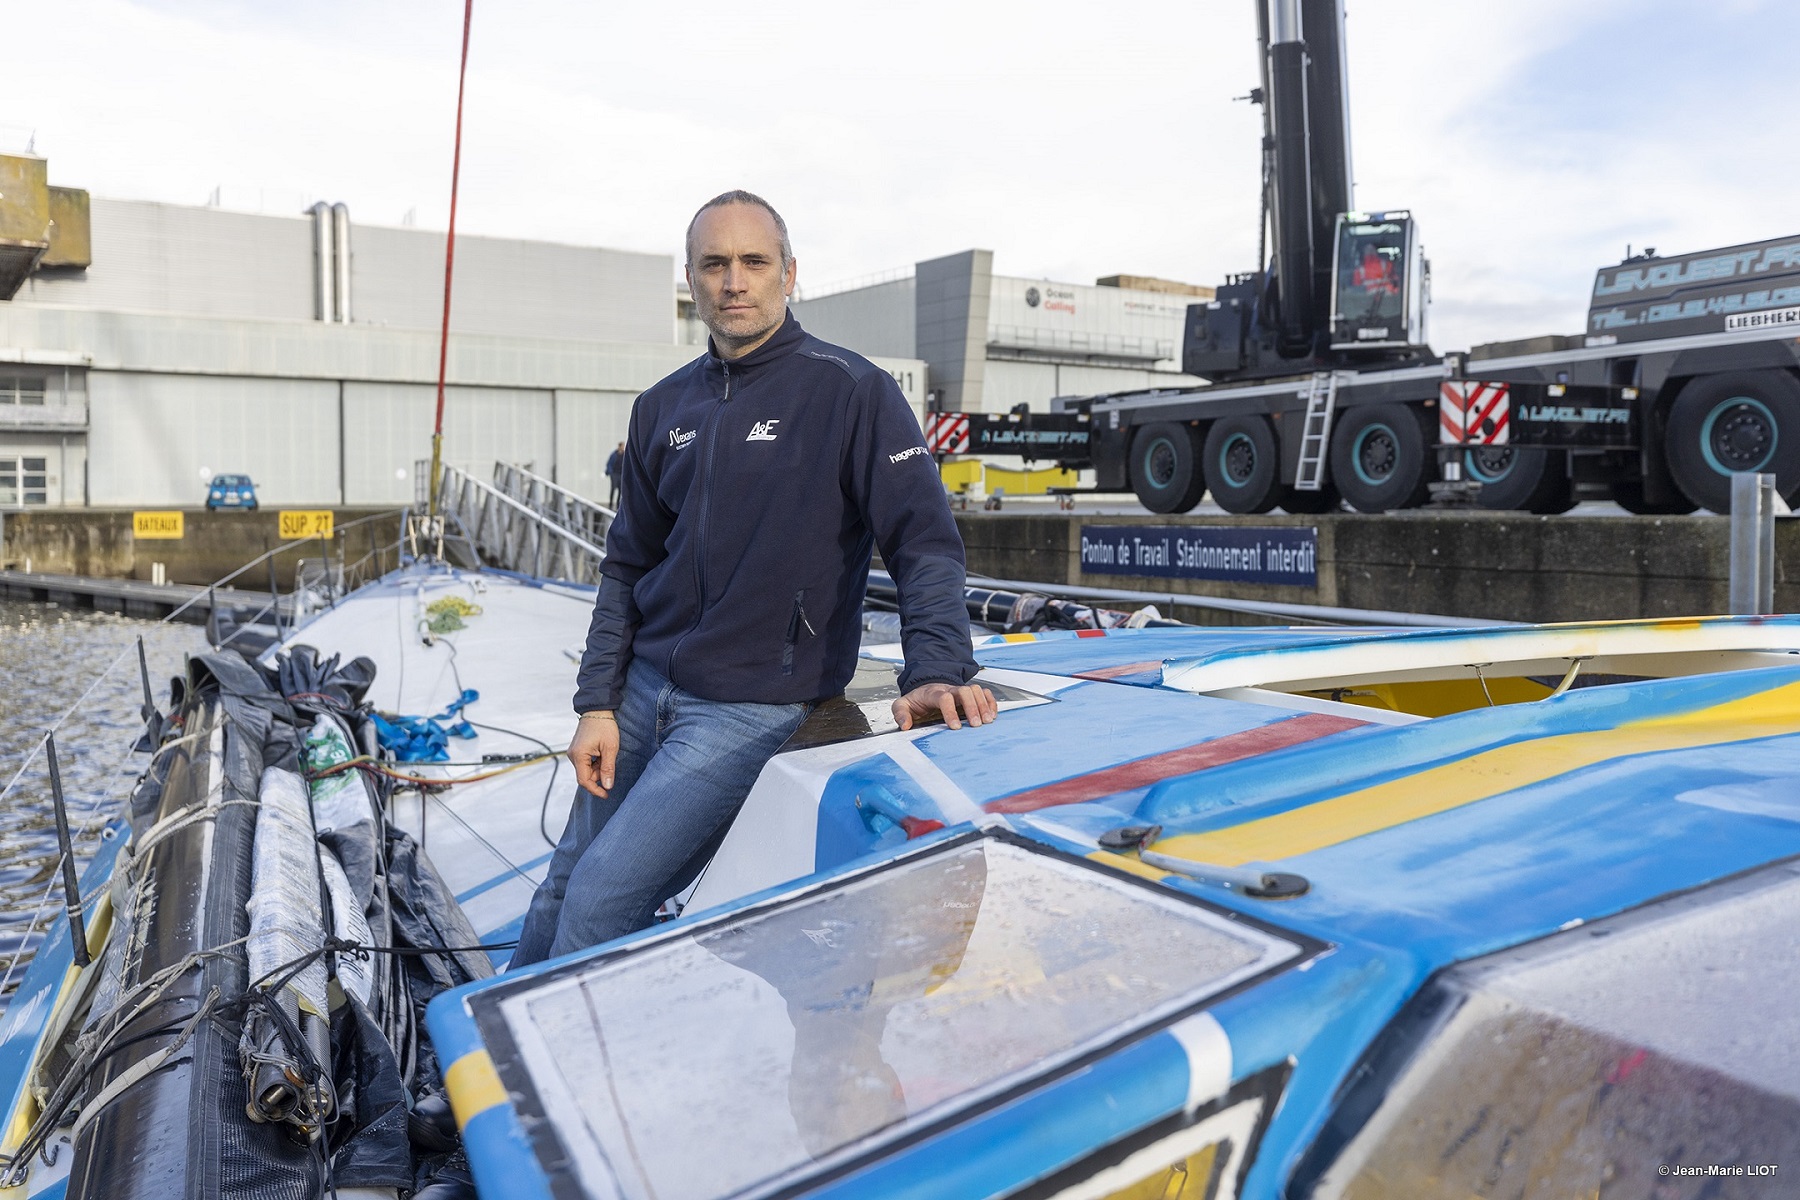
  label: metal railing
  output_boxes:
[792,263,914,303]
[492,462,615,550]
[432,462,607,584]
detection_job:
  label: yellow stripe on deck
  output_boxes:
[1156,679,1800,868]
[445,1049,510,1128]
[1088,850,1171,883]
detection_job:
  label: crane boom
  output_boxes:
[1190,0,1426,380]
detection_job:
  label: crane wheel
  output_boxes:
[1665,370,1800,513]
[1202,416,1282,514]
[1130,422,1207,513]
[1464,446,1574,514]
[1329,403,1432,512]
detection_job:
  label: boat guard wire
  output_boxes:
[426,0,475,520]
[0,634,176,999]
[952,571,1512,629]
[167,507,407,626]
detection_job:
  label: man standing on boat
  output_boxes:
[513,190,996,965]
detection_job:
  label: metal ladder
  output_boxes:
[1294,371,1340,491]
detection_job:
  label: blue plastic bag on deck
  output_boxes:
[370,689,479,762]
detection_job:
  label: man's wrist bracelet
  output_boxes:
[578,711,616,722]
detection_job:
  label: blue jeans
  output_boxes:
[512,658,811,966]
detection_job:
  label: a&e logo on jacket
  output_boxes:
[746,420,780,442]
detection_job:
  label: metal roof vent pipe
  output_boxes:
[309,201,335,321]
[331,202,351,323]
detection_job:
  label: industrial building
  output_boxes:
[0,154,925,510]
[792,249,1207,413]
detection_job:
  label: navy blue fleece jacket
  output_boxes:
[573,312,977,710]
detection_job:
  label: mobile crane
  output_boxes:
[927,0,1800,516]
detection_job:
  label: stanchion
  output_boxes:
[1728,472,1776,615]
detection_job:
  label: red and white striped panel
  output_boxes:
[1438,381,1510,446]
[925,412,970,455]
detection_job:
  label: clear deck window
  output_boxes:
[474,832,1308,1200]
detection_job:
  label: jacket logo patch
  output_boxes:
[669,427,698,450]
[746,420,780,442]
[889,445,930,464]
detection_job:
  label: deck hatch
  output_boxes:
[469,830,1310,1200]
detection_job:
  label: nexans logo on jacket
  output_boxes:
[577,312,977,710]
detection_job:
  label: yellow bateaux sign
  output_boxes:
[278,510,334,540]
[132,511,184,539]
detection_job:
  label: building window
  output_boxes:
[0,456,50,505]
[0,375,48,406]
[0,370,85,406]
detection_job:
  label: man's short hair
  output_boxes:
[685,190,792,268]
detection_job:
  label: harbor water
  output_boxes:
[0,599,205,1010]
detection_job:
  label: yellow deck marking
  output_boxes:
[1157,680,1800,868]
[1000,633,1037,643]
[445,1049,509,1127]
[1087,850,1171,883]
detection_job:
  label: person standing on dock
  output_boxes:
[513,190,996,966]
[604,441,624,508]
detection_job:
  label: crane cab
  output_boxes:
[1329,209,1428,351]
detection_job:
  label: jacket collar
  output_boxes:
[705,309,806,375]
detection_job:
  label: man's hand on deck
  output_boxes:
[570,712,620,797]
[892,682,998,731]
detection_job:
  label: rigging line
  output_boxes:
[0,709,231,994]
[0,705,170,992]
[0,637,142,807]
[426,0,475,520]
[420,783,542,890]
[0,868,62,1000]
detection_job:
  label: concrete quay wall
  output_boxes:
[954,511,1799,624]
[0,508,404,588]
[4,507,1790,625]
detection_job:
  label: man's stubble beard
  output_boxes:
[706,297,787,355]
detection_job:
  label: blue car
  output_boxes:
[205,473,258,510]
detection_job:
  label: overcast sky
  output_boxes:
[3,0,1794,352]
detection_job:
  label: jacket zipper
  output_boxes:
[669,360,730,679]
[782,589,813,676]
